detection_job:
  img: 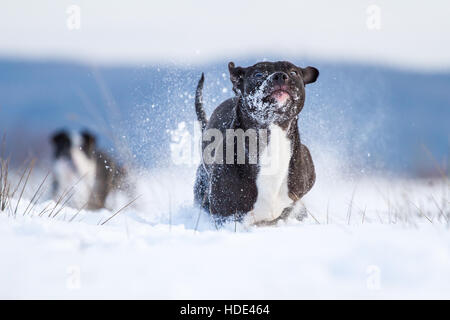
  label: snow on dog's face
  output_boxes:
[228,61,319,126]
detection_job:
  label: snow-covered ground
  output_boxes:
[0,163,449,299]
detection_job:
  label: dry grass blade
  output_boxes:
[10,159,31,200]
[37,201,53,217]
[48,173,87,218]
[0,133,6,159]
[362,205,367,224]
[194,208,202,233]
[1,183,11,212]
[69,202,88,223]
[91,68,134,164]
[14,159,35,217]
[430,194,448,222]
[420,144,449,182]
[100,195,141,226]
[408,200,432,223]
[0,158,11,211]
[23,171,50,216]
[51,191,76,219]
[195,193,207,233]
[303,204,320,224]
[347,185,357,225]
[290,192,320,224]
[26,183,50,217]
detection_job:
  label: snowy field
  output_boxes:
[1,160,449,299]
[1,0,449,301]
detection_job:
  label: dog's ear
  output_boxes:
[81,130,96,155]
[51,130,69,146]
[228,62,245,95]
[301,66,319,85]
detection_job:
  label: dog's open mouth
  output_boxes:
[269,89,291,104]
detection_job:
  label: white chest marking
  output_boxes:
[246,124,292,224]
[71,147,97,190]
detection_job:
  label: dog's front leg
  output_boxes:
[287,122,316,204]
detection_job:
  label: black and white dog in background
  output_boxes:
[194,61,319,225]
[50,129,126,210]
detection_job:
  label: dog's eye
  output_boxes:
[290,70,298,77]
[253,72,264,79]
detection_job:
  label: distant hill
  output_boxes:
[0,58,448,176]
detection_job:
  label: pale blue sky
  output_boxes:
[1,0,449,70]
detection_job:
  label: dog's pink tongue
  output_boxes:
[272,91,289,104]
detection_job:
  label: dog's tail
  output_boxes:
[195,73,207,131]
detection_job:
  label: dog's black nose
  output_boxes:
[272,72,288,85]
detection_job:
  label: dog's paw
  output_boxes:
[281,203,307,222]
[292,203,308,221]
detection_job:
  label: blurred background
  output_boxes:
[0,0,449,177]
